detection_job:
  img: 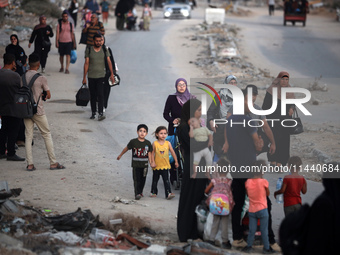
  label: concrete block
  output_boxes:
[205,8,225,25]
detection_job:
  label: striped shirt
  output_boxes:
[86,22,104,46]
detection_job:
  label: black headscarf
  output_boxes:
[5,34,27,75]
[179,98,201,127]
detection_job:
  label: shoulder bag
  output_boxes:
[290,109,304,135]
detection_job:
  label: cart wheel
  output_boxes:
[292,21,296,26]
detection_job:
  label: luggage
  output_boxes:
[76,84,90,106]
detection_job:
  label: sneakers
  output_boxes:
[135,194,142,200]
[221,240,232,249]
[167,193,175,200]
[242,246,254,253]
[263,247,276,254]
[270,243,281,252]
[232,239,247,248]
[7,154,25,161]
[90,113,96,119]
[150,193,157,197]
[98,113,106,121]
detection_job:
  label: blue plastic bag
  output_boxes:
[70,50,77,64]
[166,134,176,164]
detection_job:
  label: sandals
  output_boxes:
[50,163,66,170]
[59,67,64,72]
[26,165,36,171]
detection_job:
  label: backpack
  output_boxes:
[58,19,73,33]
[207,180,233,216]
[13,73,41,119]
[279,204,311,255]
[88,45,120,85]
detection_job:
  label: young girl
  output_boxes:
[204,157,234,249]
[151,126,178,200]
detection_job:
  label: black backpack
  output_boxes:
[58,19,73,33]
[279,204,311,255]
[13,73,41,118]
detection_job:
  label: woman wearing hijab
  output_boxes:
[262,71,294,167]
[5,34,27,76]
[206,75,238,163]
[28,15,54,73]
[163,78,195,186]
[177,98,209,242]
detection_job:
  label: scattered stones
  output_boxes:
[309,76,328,91]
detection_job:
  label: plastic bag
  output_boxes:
[166,134,176,164]
[70,50,77,64]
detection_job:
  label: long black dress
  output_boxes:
[29,25,53,69]
[262,92,292,166]
[177,124,208,242]
[5,42,27,76]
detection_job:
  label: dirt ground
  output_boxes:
[0,2,339,252]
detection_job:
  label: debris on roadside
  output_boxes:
[309,75,328,92]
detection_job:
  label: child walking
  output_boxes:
[274,156,307,216]
[204,157,234,249]
[117,124,155,200]
[243,160,275,254]
[151,126,178,200]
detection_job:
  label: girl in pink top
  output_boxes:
[243,160,274,254]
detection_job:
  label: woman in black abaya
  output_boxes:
[177,98,209,242]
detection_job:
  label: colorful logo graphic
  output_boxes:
[196,82,222,106]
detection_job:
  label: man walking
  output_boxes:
[23,54,65,171]
[56,10,75,74]
[83,34,114,121]
[0,53,25,161]
[82,14,105,46]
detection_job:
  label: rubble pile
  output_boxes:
[0,7,56,51]
[183,22,272,84]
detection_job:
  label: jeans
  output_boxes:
[132,167,147,196]
[151,169,172,198]
[0,116,21,157]
[247,208,269,250]
[88,77,105,114]
[24,114,57,165]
